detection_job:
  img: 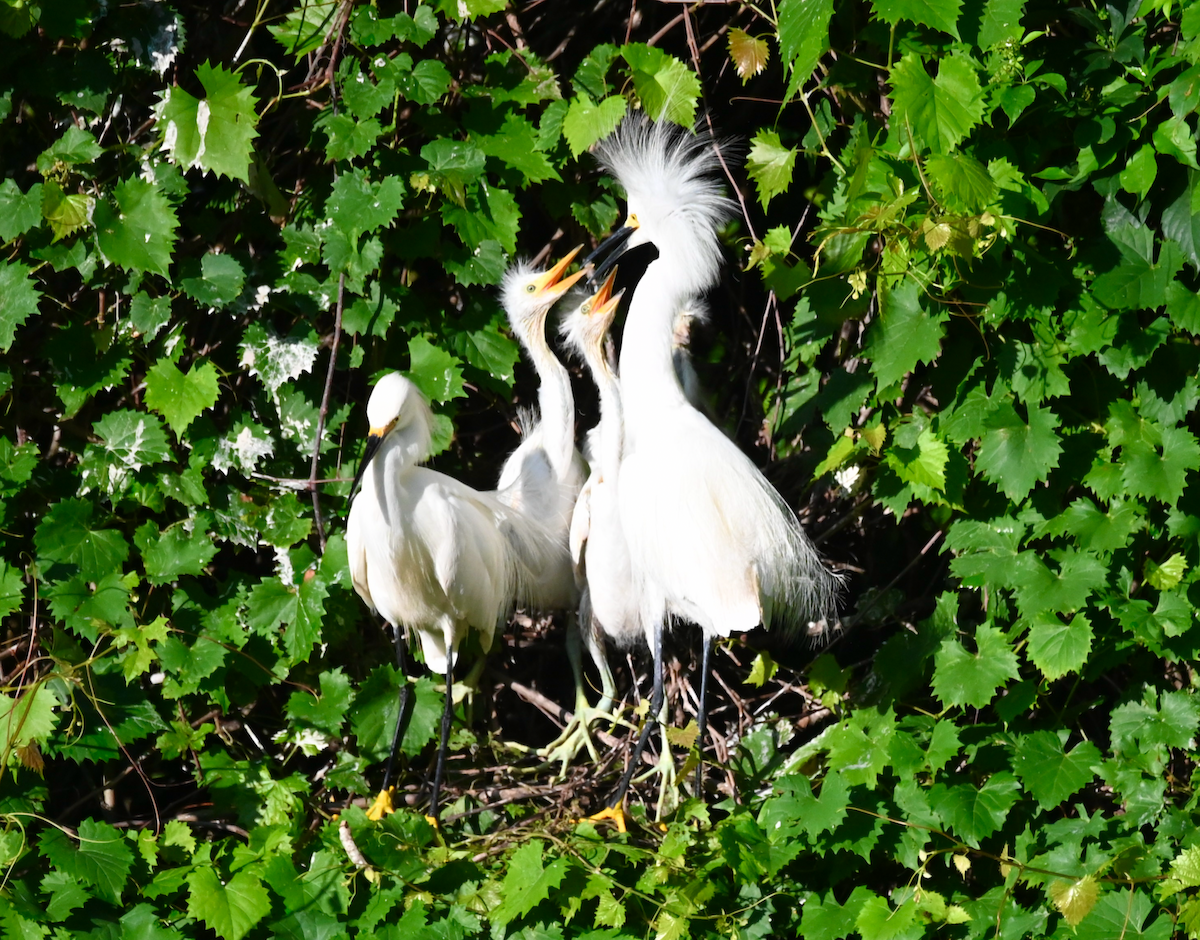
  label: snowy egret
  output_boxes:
[495,249,588,611]
[347,372,555,820]
[544,271,636,766]
[591,114,841,808]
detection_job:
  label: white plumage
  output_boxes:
[588,113,839,806]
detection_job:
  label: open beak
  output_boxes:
[533,245,586,297]
[349,427,387,502]
[586,268,619,316]
[593,287,624,325]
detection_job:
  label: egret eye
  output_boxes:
[526,283,536,293]
[582,301,593,314]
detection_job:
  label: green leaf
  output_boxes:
[187,866,271,940]
[39,818,133,905]
[36,498,131,580]
[926,152,997,210]
[268,0,339,57]
[0,562,22,619]
[94,177,178,276]
[890,52,983,153]
[622,44,700,126]
[286,668,354,736]
[863,278,945,389]
[747,130,797,209]
[179,253,246,308]
[327,169,405,241]
[407,336,466,403]
[975,400,1062,502]
[885,427,949,493]
[351,669,441,761]
[932,625,1019,709]
[1013,732,1102,811]
[873,0,963,37]
[1027,611,1093,681]
[474,114,561,184]
[1119,143,1158,200]
[1092,224,1183,310]
[155,62,260,182]
[562,94,627,158]
[930,772,1020,846]
[777,0,833,85]
[134,519,218,586]
[145,358,221,437]
[245,572,329,661]
[36,124,103,172]
[0,179,43,241]
[0,259,41,352]
[492,842,570,927]
[857,895,918,940]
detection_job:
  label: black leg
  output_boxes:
[381,625,412,794]
[607,619,665,809]
[694,634,714,797]
[429,657,455,820]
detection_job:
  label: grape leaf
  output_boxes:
[0,179,43,241]
[1012,731,1101,809]
[0,259,41,352]
[155,62,259,182]
[145,358,221,437]
[975,399,1062,501]
[187,866,270,940]
[890,52,983,153]
[39,818,133,905]
[35,498,131,580]
[134,520,218,586]
[94,176,178,276]
[491,842,570,927]
[407,336,466,403]
[778,0,834,85]
[1027,611,1093,680]
[864,278,945,389]
[930,772,1020,847]
[285,668,354,736]
[729,28,770,82]
[747,130,797,209]
[563,94,627,158]
[622,44,700,126]
[179,253,246,308]
[873,0,963,37]
[932,625,1019,709]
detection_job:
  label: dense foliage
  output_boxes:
[2,0,1200,937]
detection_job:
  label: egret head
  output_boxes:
[590,114,735,293]
[501,247,586,335]
[561,268,622,362]
[350,373,434,498]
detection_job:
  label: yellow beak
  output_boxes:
[533,245,586,297]
[587,268,619,316]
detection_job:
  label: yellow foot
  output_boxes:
[366,787,396,821]
[586,804,629,834]
[424,814,440,828]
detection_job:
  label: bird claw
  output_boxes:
[539,702,615,775]
[584,803,629,834]
[632,743,678,820]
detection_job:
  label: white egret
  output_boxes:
[495,249,587,611]
[547,272,638,770]
[347,373,556,820]
[591,114,841,809]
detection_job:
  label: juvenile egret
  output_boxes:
[592,114,841,807]
[347,373,555,820]
[553,272,637,765]
[495,250,588,611]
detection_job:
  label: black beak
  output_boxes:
[584,225,634,283]
[349,432,383,503]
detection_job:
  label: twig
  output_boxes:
[310,271,347,551]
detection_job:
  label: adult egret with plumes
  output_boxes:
[347,373,554,820]
[591,114,841,811]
